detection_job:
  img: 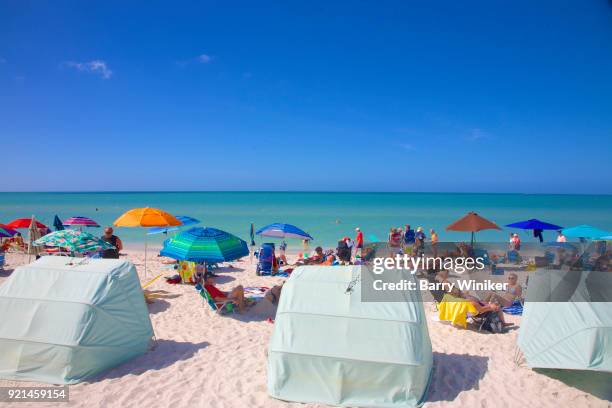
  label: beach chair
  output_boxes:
[194,283,236,314]
[506,250,521,264]
[256,243,277,275]
[472,248,490,265]
[426,273,446,311]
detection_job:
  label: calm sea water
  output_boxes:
[1,192,611,248]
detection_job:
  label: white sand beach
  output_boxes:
[0,250,610,408]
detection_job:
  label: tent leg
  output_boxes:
[144,234,148,278]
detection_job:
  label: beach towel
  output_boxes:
[179,261,196,283]
[244,286,269,298]
[503,299,523,315]
[259,271,290,277]
[438,293,479,328]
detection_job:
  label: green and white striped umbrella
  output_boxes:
[34,229,114,253]
[160,227,248,263]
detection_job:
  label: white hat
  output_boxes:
[355,227,360,231]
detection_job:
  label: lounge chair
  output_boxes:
[472,248,491,265]
[194,283,236,314]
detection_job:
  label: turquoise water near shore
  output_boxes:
[1,192,611,248]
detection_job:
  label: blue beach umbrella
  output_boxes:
[562,225,611,240]
[256,223,313,240]
[160,227,249,263]
[147,215,200,235]
[53,215,65,231]
[505,219,563,230]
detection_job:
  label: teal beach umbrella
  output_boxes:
[33,229,114,253]
[160,227,249,263]
[562,225,611,240]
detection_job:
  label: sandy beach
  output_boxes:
[0,249,609,408]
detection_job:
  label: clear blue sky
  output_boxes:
[1,1,611,193]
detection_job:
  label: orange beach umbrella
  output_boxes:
[113,207,182,276]
[446,211,501,244]
[113,207,182,228]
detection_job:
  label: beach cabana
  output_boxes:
[268,265,433,407]
[446,211,501,244]
[517,269,612,372]
[0,257,153,384]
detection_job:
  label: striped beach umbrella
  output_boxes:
[160,227,249,263]
[256,223,313,240]
[0,224,18,238]
[33,229,114,253]
[63,216,100,228]
[147,215,200,235]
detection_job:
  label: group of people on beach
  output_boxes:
[388,225,439,257]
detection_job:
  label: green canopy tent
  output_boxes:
[268,265,433,407]
[0,256,154,384]
[518,268,612,372]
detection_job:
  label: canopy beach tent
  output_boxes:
[268,265,433,407]
[518,269,612,372]
[0,257,153,384]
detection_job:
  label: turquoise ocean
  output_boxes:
[1,192,611,249]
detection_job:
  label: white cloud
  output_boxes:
[65,60,112,79]
[467,128,488,141]
[197,54,212,63]
[399,143,415,150]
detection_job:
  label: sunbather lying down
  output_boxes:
[203,272,246,313]
[436,270,513,327]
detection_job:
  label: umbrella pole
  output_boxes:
[471,232,475,247]
[144,232,148,278]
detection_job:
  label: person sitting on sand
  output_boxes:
[482,273,522,307]
[203,272,246,313]
[101,227,123,259]
[296,246,325,265]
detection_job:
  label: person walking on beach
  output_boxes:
[430,229,439,257]
[556,231,567,243]
[355,227,364,259]
[101,227,123,259]
[403,224,415,251]
[414,227,426,257]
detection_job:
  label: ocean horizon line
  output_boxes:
[1,190,611,197]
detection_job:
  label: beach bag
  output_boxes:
[482,311,504,333]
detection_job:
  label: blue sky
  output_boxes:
[1,1,611,193]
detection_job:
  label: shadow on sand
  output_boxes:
[535,368,612,402]
[426,352,489,403]
[0,268,14,278]
[91,339,210,382]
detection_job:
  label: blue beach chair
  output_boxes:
[256,243,277,275]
